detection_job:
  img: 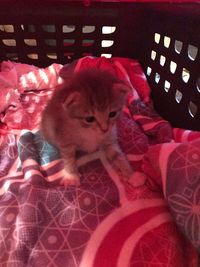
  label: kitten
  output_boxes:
[41,68,133,186]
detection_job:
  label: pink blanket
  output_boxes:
[0,57,199,266]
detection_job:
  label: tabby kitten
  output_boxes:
[41,68,133,186]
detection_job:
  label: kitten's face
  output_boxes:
[60,68,131,150]
[69,99,121,136]
[63,85,128,138]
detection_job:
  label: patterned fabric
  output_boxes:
[0,57,198,266]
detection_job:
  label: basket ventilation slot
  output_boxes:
[146,32,200,124]
[0,24,116,63]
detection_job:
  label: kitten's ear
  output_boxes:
[59,61,77,80]
[63,92,81,108]
[113,83,131,96]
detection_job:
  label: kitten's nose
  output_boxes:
[101,128,108,133]
[100,125,109,133]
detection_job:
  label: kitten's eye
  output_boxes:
[85,116,96,123]
[109,111,118,118]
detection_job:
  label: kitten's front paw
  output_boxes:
[128,171,147,187]
[60,169,80,187]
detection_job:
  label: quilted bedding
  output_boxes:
[0,56,199,267]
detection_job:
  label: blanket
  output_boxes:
[0,56,199,267]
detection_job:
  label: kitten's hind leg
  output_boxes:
[103,143,133,181]
[59,145,80,186]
